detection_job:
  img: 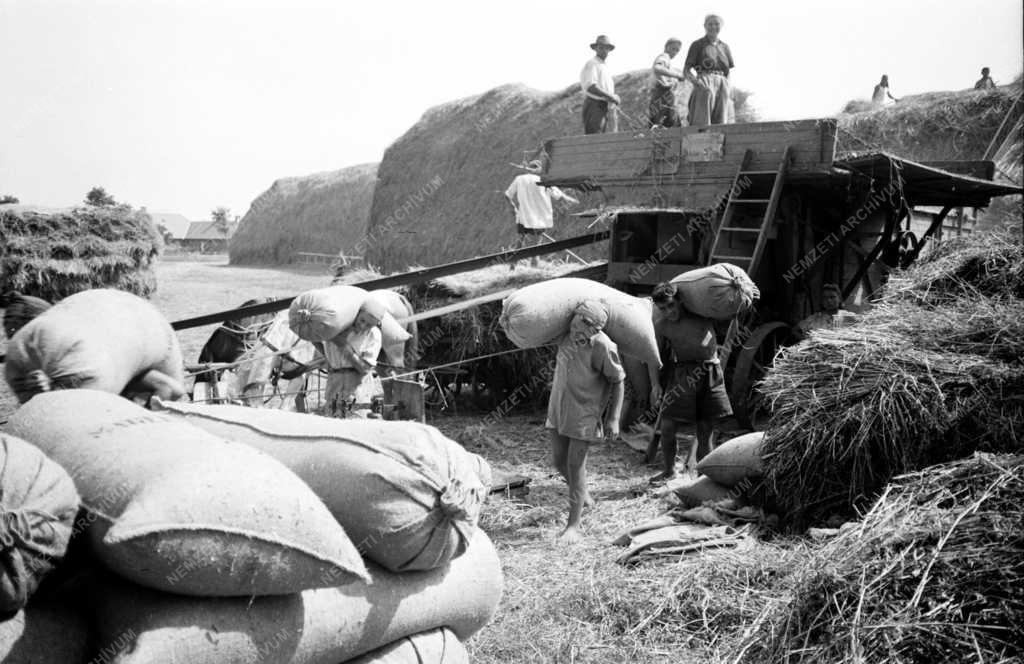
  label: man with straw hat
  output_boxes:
[683,14,735,126]
[504,159,579,269]
[321,297,386,418]
[547,300,625,543]
[580,35,620,134]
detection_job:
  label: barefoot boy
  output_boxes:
[546,300,626,543]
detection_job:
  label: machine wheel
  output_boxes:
[729,321,790,429]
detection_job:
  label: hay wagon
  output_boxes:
[538,119,1020,425]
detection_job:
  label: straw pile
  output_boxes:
[760,230,1024,525]
[837,85,1021,161]
[737,453,1024,664]
[0,204,162,301]
[229,163,377,265]
[366,72,754,271]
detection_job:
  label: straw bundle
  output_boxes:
[229,163,377,265]
[366,73,754,271]
[738,453,1024,664]
[0,205,161,301]
[837,86,1021,161]
[760,230,1024,525]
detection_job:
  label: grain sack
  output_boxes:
[0,604,90,664]
[672,475,735,508]
[290,285,411,345]
[499,278,661,367]
[697,431,765,488]
[0,434,79,613]
[88,530,503,664]
[346,628,468,664]
[670,263,759,321]
[5,390,367,596]
[3,288,185,403]
[151,399,492,572]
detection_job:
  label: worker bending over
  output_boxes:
[649,282,733,484]
[322,298,386,418]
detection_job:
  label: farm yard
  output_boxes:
[1,3,1022,662]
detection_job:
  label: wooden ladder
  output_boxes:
[707,146,791,277]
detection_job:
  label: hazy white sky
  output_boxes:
[1,0,1021,220]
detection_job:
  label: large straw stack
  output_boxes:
[0,205,162,301]
[230,163,378,265]
[760,230,1024,525]
[737,453,1023,663]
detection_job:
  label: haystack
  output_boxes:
[737,453,1024,664]
[366,73,754,271]
[759,230,1024,525]
[0,204,162,302]
[229,163,377,265]
[837,85,1021,161]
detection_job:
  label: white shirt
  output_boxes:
[580,57,614,100]
[652,52,681,88]
[324,326,382,369]
[505,173,570,230]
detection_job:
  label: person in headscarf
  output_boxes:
[321,297,386,418]
[504,159,578,269]
[546,299,625,543]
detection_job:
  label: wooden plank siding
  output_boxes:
[542,119,838,196]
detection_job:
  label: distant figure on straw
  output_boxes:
[683,14,735,126]
[580,35,620,134]
[794,283,857,341]
[321,298,385,418]
[504,160,579,269]
[547,300,625,544]
[648,282,733,484]
[650,38,686,128]
[872,75,899,106]
[974,67,996,90]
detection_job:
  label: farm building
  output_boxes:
[179,220,234,253]
[147,211,192,242]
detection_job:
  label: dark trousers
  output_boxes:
[648,85,680,128]
[582,96,618,134]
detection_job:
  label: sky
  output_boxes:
[1,0,1021,221]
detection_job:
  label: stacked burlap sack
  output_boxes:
[0,433,85,663]
[672,432,766,506]
[3,389,501,663]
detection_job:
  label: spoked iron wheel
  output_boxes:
[729,321,790,429]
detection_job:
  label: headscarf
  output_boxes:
[573,299,609,330]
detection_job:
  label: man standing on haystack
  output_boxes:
[648,281,733,484]
[504,160,579,269]
[321,298,386,418]
[580,35,620,134]
[546,300,625,544]
[683,15,735,126]
[650,38,686,128]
